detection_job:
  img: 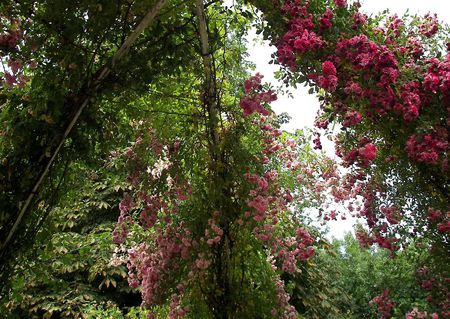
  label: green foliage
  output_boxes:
[324,233,432,318]
[2,162,138,319]
[285,240,345,319]
[84,304,150,319]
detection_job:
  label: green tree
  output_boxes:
[324,233,431,318]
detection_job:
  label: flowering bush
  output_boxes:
[248,0,449,316]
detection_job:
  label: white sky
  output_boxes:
[246,0,450,239]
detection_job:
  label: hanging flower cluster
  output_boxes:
[111,130,197,318]
[0,16,34,88]
[272,275,297,319]
[240,73,277,116]
[427,208,450,234]
[241,93,328,265]
[369,289,396,319]
[406,129,449,167]
[336,138,377,168]
[238,77,329,317]
[0,24,21,49]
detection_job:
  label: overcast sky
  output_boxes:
[246,1,450,239]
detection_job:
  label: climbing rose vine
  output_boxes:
[247,0,450,316]
[111,74,346,317]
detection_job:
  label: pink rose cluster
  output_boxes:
[204,216,224,245]
[319,8,334,31]
[272,275,298,319]
[312,131,322,149]
[369,290,396,319]
[338,140,377,168]
[419,13,439,38]
[333,0,347,8]
[416,266,450,317]
[316,61,338,92]
[3,58,30,88]
[276,1,327,69]
[240,73,277,116]
[423,55,450,99]
[342,110,362,127]
[244,112,317,275]
[427,208,450,234]
[112,193,135,244]
[127,224,193,308]
[405,308,439,319]
[405,129,448,168]
[0,18,33,88]
[167,292,190,319]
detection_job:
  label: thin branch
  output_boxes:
[32,156,71,237]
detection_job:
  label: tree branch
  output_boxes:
[196,0,219,153]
